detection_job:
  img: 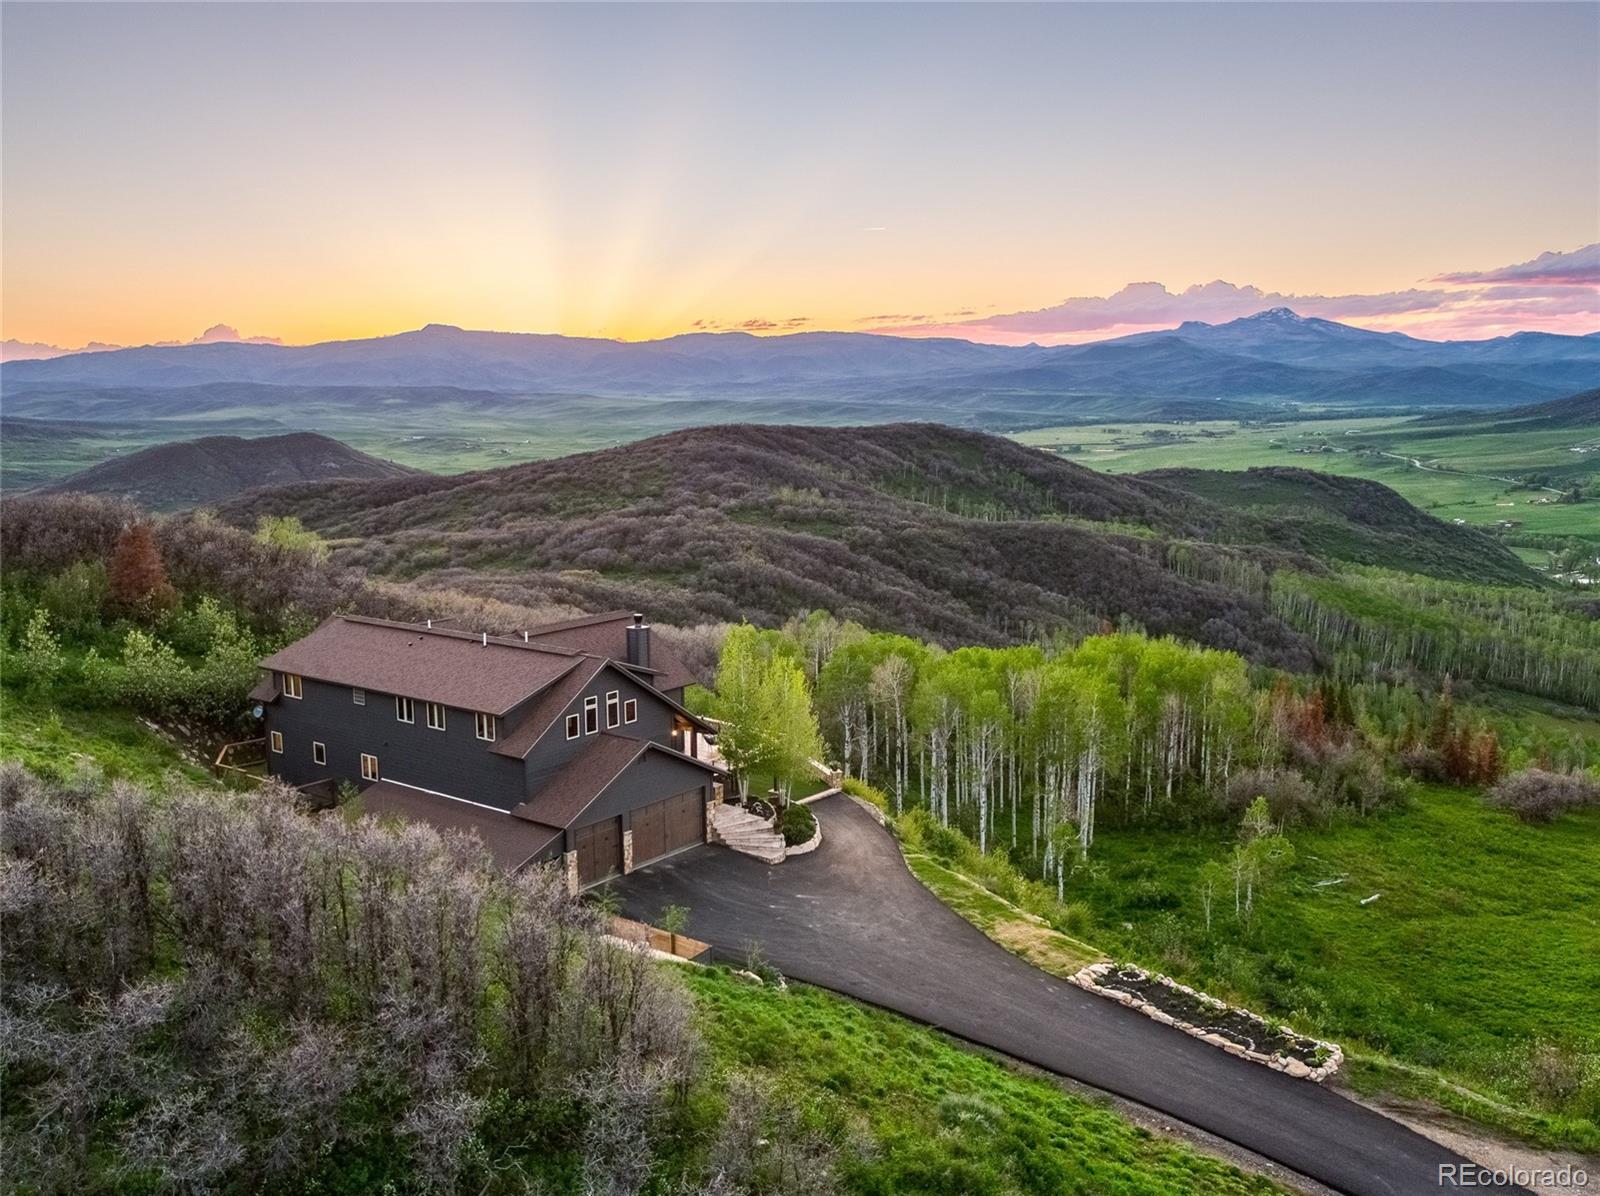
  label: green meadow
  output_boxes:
[1013,414,1600,542]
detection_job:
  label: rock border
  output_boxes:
[1069,961,1343,1082]
[785,818,823,855]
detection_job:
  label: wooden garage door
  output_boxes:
[631,787,705,867]
[574,816,622,888]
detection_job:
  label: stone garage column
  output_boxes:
[622,828,635,874]
[563,849,579,895]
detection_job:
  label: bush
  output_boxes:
[1223,767,1318,825]
[779,802,818,846]
[0,765,702,1193]
[1486,768,1600,824]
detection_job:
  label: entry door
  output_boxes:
[632,787,705,867]
[574,816,622,887]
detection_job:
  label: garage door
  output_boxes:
[574,816,622,888]
[631,787,705,867]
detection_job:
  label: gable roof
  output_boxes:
[359,780,562,871]
[509,733,720,829]
[259,615,582,715]
[491,656,609,760]
[523,610,697,693]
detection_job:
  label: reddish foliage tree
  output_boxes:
[107,524,177,617]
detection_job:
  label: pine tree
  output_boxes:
[107,524,177,618]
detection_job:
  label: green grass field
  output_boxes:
[0,689,215,788]
[1062,785,1600,1150]
[1012,416,1600,542]
[685,966,1282,1194]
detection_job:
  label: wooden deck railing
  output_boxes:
[213,737,267,786]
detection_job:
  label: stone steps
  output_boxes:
[709,803,787,864]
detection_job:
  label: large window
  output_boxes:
[361,753,379,781]
[270,730,283,753]
[566,713,580,739]
[584,696,599,735]
[623,698,638,724]
[606,690,620,729]
[312,741,326,765]
[395,696,414,723]
[282,673,302,699]
[426,702,446,731]
[474,712,496,742]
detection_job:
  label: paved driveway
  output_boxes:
[609,794,1523,1196]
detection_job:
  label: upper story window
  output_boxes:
[426,702,446,731]
[282,673,303,699]
[352,688,366,705]
[396,696,415,723]
[624,698,638,724]
[583,696,599,735]
[475,712,496,742]
[566,713,580,739]
[606,690,620,728]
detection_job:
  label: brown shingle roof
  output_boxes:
[359,779,561,870]
[259,616,582,715]
[491,657,609,760]
[524,610,697,693]
[510,734,720,829]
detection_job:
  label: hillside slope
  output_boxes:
[35,431,419,511]
[217,424,1533,668]
[1134,466,1532,584]
[1412,385,1600,431]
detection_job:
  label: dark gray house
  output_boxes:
[252,611,723,889]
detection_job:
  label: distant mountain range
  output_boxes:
[5,309,1596,414]
[32,431,417,512]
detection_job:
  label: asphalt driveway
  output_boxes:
[609,794,1523,1196]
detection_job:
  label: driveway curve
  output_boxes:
[609,794,1524,1196]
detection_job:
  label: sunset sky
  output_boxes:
[2,2,1596,352]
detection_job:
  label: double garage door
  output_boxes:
[631,787,706,870]
[573,787,705,888]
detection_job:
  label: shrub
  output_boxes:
[1486,768,1600,824]
[779,802,817,847]
[1223,767,1318,826]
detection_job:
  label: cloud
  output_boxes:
[1,323,284,360]
[1432,243,1600,286]
[689,315,811,334]
[867,246,1599,344]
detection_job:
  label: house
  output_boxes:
[252,611,723,890]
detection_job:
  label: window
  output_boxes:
[623,698,638,724]
[395,696,414,723]
[282,673,302,699]
[474,712,496,742]
[426,702,446,731]
[361,753,379,781]
[270,730,284,753]
[312,741,326,765]
[566,713,581,739]
[584,696,599,735]
[606,690,620,728]
[352,688,366,705]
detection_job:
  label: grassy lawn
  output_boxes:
[0,687,215,788]
[1064,786,1600,1151]
[905,849,1104,976]
[684,966,1283,1195]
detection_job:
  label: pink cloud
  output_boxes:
[867,245,1599,344]
[1432,243,1599,286]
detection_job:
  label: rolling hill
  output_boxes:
[34,431,420,511]
[1411,385,1600,432]
[213,423,1533,669]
